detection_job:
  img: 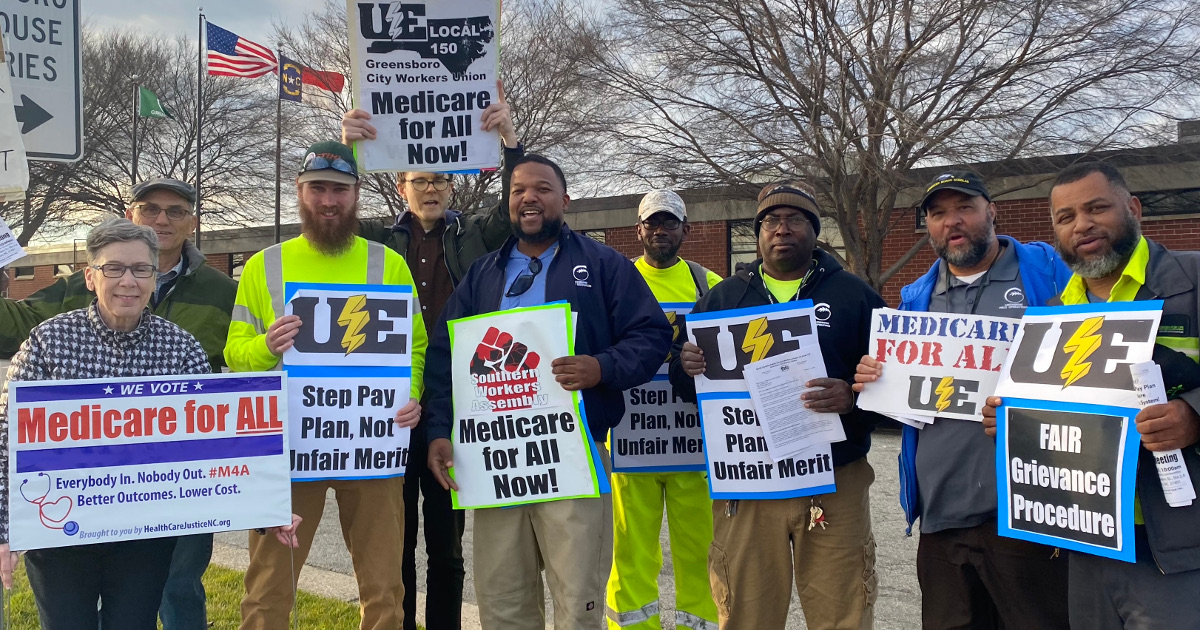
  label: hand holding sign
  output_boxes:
[0,543,17,589]
[1136,401,1200,452]
[394,397,422,429]
[267,315,303,356]
[680,341,705,377]
[803,378,854,414]
[552,356,602,391]
[851,354,883,393]
[982,395,1001,437]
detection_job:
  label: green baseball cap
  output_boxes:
[298,141,358,185]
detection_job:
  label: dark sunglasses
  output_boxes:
[506,257,544,297]
[301,153,355,176]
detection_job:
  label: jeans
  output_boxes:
[159,533,214,630]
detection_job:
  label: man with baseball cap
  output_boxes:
[670,181,885,629]
[607,189,721,630]
[853,170,1071,629]
[0,176,236,630]
[227,141,428,629]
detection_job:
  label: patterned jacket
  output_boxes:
[0,303,210,544]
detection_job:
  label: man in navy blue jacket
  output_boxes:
[854,171,1071,630]
[423,154,673,629]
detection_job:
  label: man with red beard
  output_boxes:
[854,171,1072,629]
[226,141,428,630]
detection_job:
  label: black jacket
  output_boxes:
[425,225,674,444]
[360,144,525,284]
[669,249,887,467]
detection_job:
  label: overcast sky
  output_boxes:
[84,0,328,47]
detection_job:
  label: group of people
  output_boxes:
[0,78,1194,630]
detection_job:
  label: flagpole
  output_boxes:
[131,77,140,185]
[196,7,205,249]
[275,46,283,244]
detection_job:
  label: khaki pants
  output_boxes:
[709,458,878,630]
[474,450,613,630]
[240,477,406,630]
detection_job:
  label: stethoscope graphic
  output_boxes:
[20,472,74,530]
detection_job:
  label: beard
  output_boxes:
[512,214,563,243]
[933,222,995,268]
[300,199,359,255]
[1056,211,1142,279]
[643,237,682,264]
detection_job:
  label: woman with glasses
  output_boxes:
[0,219,296,629]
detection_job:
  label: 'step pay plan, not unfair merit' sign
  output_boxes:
[0,0,83,161]
[7,373,291,551]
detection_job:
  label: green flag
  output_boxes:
[138,86,173,119]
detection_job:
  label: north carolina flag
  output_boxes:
[301,67,345,93]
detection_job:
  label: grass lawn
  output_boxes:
[3,562,364,629]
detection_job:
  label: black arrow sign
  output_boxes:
[14,94,53,134]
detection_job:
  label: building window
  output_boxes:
[14,266,34,280]
[728,220,757,271]
[581,229,606,244]
[1139,188,1200,217]
[55,264,73,277]
[230,253,246,281]
[818,217,848,261]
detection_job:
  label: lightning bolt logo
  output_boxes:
[741,316,775,363]
[1061,316,1104,388]
[338,294,370,355]
[385,2,420,40]
[934,376,955,412]
[665,311,680,342]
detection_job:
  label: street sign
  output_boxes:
[0,0,82,162]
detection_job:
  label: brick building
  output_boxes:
[6,144,1200,305]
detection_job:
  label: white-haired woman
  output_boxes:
[0,218,298,629]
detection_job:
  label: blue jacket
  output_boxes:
[897,236,1071,534]
[424,224,673,444]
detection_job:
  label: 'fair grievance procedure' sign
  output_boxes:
[347,0,500,172]
[994,302,1163,562]
[686,301,836,499]
[283,284,417,481]
[7,373,291,551]
[857,309,1019,422]
[448,303,602,508]
[612,303,705,473]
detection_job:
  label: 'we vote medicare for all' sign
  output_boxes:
[7,373,292,551]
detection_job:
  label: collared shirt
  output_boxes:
[500,243,559,311]
[1059,236,1150,524]
[404,216,454,330]
[917,239,1029,534]
[154,255,185,306]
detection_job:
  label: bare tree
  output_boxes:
[584,0,1200,288]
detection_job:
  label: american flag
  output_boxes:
[206,22,277,78]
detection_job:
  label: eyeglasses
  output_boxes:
[505,257,544,297]
[761,215,810,231]
[132,202,192,221]
[406,177,451,192]
[90,263,157,279]
[302,153,355,176]
[641,217,682,231]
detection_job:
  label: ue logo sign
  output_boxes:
[1008,315,1156,390]
[285,286,414,367]
[691,312,813,381]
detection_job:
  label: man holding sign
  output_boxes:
[984,162,1200,628]
[672,182,884,630]
[607,190,721,630]
[854,171,1072,629]
[423,154,673,628]
[226,142,427,630]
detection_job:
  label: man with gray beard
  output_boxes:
[984,162,1200,629]
[855,171,1072,629]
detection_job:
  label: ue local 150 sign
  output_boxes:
[0,0,82,161]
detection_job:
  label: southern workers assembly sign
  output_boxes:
[612,303,705,473]
[7,373,290,551]
[448,303,603,509]
[283,283,416,481]
[686,301,836,499]
[994,302,1163,561]
[347,0,500,172]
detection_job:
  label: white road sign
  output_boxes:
[0,0,82,162]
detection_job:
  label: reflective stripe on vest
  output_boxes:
[262,240,389,317]
[231,304,264,334]
[676,610,718,630]
[606,601,659,626]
